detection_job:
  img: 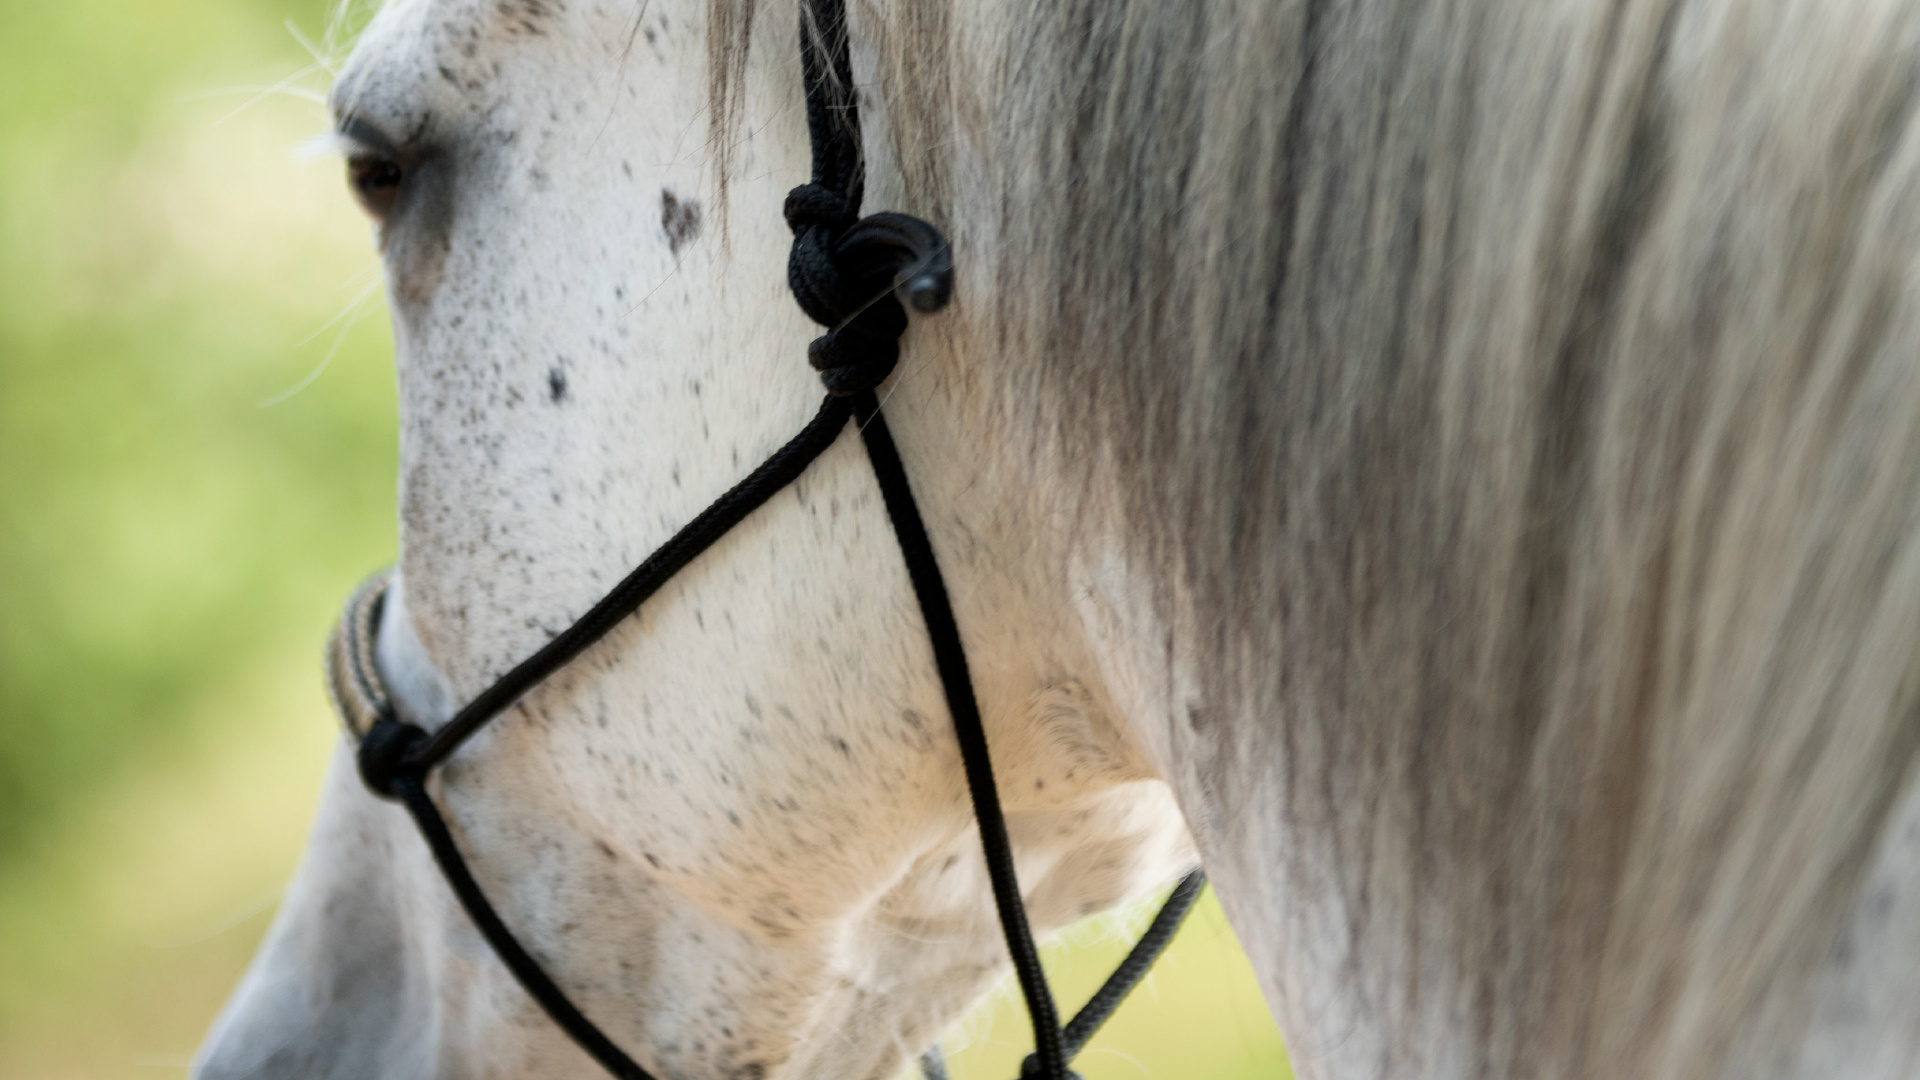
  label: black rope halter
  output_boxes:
[329,1,1204,1077]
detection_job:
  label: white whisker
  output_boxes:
[178,83,329,106]
[258,274,383,407]
[193,62,332,129]
[297,130,357,160]
[140,888,284,949]
[283,17,341,77]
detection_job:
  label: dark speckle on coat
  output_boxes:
[662,189,702,255]
[496,0,561,36]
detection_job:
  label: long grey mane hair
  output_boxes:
[711,1,1920,1077]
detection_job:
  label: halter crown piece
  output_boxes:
[327,1,1204,1077]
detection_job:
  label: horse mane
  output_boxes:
[714,1,1920,1075]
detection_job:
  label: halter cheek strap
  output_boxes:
[323,0,1205,1077]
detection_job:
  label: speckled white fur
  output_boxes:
[194,2,1195,1078]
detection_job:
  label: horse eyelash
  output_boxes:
[298,131,361,161]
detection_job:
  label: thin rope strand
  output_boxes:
[395,773,657,1080]
[848,391,1071,1080]
[407,395,852,769]
[1060,870,1207,1056]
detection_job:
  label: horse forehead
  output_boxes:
[331,0,617,124]
[386,0,578,56]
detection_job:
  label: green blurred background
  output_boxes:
[0,2,1288,1077]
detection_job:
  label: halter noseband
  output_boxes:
[324,3,1204,1078]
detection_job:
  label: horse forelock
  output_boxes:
[709,0,1920,1076]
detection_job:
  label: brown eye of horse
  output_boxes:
[347,155,404,220]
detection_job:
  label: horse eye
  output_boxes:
[347,154,405,220]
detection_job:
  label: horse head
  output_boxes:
[194,1,1196,1077]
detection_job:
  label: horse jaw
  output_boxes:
[195,1,1194,1079]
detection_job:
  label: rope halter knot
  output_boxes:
[1020,1054,1083,1080]
[783,182,954,397]
[357,716,430,800]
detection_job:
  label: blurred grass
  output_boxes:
[0,2,1287,1078]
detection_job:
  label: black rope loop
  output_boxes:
[783,0,952,398]
[783,182,856,235]
[785,188,953,396]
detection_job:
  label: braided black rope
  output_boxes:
[921,867,1208,1080]
[849,392,1067,1080]
[1058,869,1207,1057]
[344,0,1205,1078]
[393,770,656,1080]
[391,395,854,776]
[782,0,949,397]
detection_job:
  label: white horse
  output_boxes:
[199,0,1920,1077]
